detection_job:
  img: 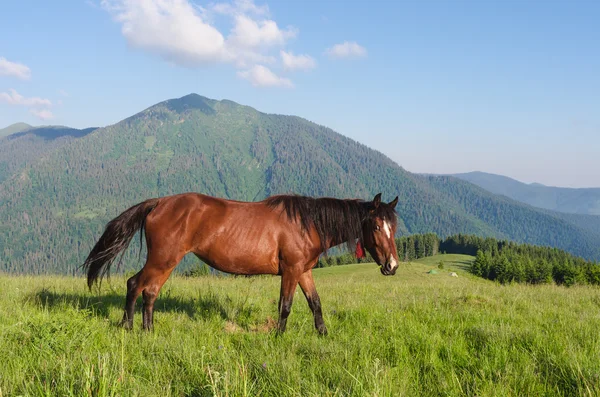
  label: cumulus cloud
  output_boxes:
[211,0,269,16]
[99,0,310,87]
[280,50,316,71]
[0,89,54,120]
[0,89,52,107]
[101,0,296,67]
[228,15,296,50]
[101,0,231,66]
[30,109,54,120]
[325,41,367,59]
[237,65,293,88]
[0,57,32,80]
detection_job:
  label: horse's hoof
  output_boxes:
[120,321,133,331]
[274,327,286,337]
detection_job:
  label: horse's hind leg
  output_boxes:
[120,271,143,329]
[141,267,177,331]
[120,253,183,330]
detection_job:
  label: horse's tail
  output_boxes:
[83,198,160,290]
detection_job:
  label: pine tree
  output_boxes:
[471,249,487,277]
[406,237,416,261]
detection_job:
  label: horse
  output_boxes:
[82,192,400,334]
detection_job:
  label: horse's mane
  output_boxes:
[265,194,397,253]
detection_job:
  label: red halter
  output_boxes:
[355,240,365,258]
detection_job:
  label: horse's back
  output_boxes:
[143,192,321,274]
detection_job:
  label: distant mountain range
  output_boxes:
[0,122,32,138]
[452,171,600,216]
[1,94,599,275]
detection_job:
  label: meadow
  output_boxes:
[1,254,599,396]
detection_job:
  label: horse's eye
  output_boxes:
[375,225,380,231]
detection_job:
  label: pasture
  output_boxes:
[1,254,599,396]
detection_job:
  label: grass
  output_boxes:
[1,254,599,396]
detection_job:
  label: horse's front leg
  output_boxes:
[299,270,327,335]
[276,270,300,334]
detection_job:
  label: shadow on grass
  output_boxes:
[30,289,236,324]
[450,260,473,271]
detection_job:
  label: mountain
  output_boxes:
[453,171,600,215]
[0,125,98,184]
[0,122,32,138]
[0,94,598,275]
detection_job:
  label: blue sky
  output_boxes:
[1,0,599,188]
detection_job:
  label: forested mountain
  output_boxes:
[1,94,599,275]
[424,176,600,262]
[0,125,97,184]
[452,171,600,215]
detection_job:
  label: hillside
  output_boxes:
[425,176,600,258]
[0,125,97,184]
[1,94,599,274]
[453,171,600,215]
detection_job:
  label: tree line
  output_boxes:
[316,233,600,286]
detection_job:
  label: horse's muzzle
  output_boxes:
[380,261,397,276]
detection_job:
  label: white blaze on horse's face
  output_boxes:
[383,220,391,239]
[383,219,398,272]
[388,254,398,272]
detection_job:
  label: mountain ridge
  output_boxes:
[0,94,598,275]
[452,171,600,215]
[0,122,32,138]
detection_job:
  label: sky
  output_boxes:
[1,0,599,188]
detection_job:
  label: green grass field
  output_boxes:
[1,254,599,396]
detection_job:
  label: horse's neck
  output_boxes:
[323,235,358,252]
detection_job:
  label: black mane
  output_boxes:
[265,194,397,253]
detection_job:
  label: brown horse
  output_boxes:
[83,192,399,334]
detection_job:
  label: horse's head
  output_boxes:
[361,193,399,276]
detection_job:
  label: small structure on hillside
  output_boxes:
[450,272,458,277]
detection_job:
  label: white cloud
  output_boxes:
[0,89,54,120]
[101,0,231,66]
[237,65,293,88]
[211,0,269,16]
[280,50,316,71]
[100,0,306,87]
[101,0,296,68]
[0,57,32,80]
[0,89,52,107]
[325,41,367,59]
[30,109,54,120]
[228,15,296,49]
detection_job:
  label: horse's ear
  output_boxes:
[388,196,398,209]
[373,193,382,209]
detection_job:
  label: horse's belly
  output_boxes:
[190,205,285,275]
[195,234,280,275]
[206,259,277,275]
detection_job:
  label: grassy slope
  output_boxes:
[2,254,599,396]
